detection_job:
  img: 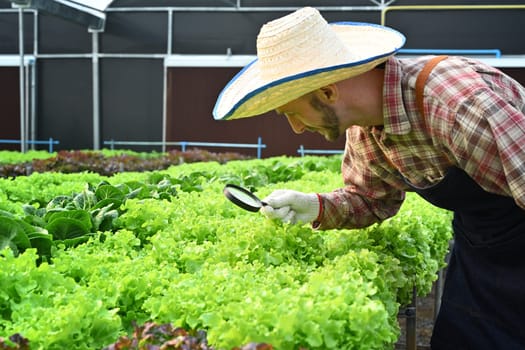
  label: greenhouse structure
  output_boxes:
[1,0,524,157]
[2,1,525,350]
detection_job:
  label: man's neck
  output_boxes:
[338,68,385,128]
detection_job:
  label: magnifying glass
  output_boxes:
[223,184,267,212]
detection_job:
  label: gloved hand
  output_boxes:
[260,189,321,225]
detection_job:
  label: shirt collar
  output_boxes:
[383,57,413,135]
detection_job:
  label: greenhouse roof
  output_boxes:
[10,0,115,30]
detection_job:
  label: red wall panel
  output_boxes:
[0,67,20,150]
[166,67,346,158]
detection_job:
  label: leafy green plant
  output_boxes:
[0,155,452,349]
[0,171,217,260]
[0,210,51,261]
[0,150,55,164]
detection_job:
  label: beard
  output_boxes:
[309,94,341,142]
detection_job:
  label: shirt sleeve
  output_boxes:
[316,127,406,230]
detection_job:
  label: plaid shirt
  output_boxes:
[318,55,525,230]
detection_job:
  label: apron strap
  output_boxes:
[415,55,448,118]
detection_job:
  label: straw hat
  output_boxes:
[213,6,405,120]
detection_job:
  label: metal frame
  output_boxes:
[26,0,109,29]
[2,2,525,152]
[5,0,112,151]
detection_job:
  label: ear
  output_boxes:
[317,84,338,103]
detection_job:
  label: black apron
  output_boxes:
[405,166,525,349]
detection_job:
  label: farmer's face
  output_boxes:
[276,93,342,142]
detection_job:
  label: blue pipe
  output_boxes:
[102,138,266,158]
[0,138,59,153]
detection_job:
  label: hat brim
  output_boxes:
[213,21,406,120]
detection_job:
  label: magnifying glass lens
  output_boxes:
[223,184,265,212]
[228,187,260,207]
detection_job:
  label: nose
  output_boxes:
[285,115,305,134]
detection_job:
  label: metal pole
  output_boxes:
[90,28,101,150]
[161,9,172,153]
[18,6,26,152]
[30,11,38,149]
[29,58,36,148]
[24,55,30,149]
[406,287,417,350]
[257,137,261,159]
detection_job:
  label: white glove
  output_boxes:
[260,189,321,225]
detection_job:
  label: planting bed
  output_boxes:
[0,150,452,349]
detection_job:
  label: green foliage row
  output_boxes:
[1,171,209,262]
[0,155,452,349]
[0,149,251,178]
[0,151,58,164]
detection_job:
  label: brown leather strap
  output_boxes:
[415,55,448,118]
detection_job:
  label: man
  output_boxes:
[213,7,525,350]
